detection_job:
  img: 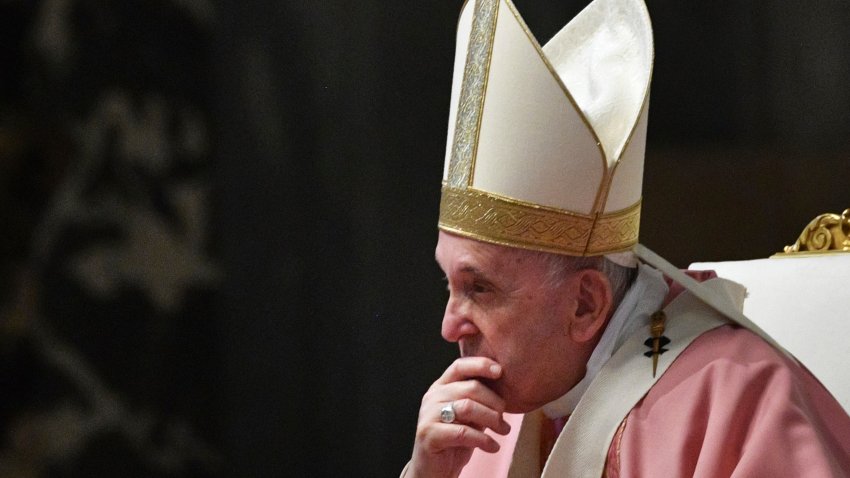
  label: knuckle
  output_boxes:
[451,358,465,373]
[454,425,468,443]
[461,380,479,395]
[454,398,473,416]
[421,389,436,405]
[415,425,427,442]
[416,427,433,447]
[417,425,440,450]
[488,410,503,428]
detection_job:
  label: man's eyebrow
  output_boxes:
[459,265,488,278]
[435,262,485,277]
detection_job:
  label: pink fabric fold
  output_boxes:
[614,325,850,477]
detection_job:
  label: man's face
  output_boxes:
[435,231,590,413]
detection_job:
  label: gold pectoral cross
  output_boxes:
[643,310,670,377]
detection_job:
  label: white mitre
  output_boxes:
[438,0,653,265]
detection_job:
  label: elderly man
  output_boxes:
[402,0,850,476]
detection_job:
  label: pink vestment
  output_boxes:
[460,326,850,477]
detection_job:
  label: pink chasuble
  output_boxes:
[459,326,850,477]
[611,324,850,477]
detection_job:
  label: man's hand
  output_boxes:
[408,357,511,478]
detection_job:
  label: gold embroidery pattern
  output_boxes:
[587,203,641,254]
[447,0,499,188]
[439,187,640,255]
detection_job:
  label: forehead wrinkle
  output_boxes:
[461,243,506,276]
[450,254,491,278]
[435,232,515,277]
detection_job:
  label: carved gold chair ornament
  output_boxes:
[779,209,850,255]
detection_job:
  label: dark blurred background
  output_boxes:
[0,0,847,476]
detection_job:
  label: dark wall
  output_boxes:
[1,1,848,477]
[211,2,458,475]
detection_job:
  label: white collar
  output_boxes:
[541,263,668,418]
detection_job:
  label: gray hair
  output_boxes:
[526,250,636,308]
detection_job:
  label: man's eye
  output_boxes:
[471,282,490,293]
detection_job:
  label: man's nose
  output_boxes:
[441,297,478,342]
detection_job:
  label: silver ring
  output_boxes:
[440,402,456,423]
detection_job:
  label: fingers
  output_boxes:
[409,358,510,477]
[436,356,503,385]
[418,423,501,454]
[431,358,507,422]
[436,377,505,414]
[421,358,510,436]
[450,397,511,435]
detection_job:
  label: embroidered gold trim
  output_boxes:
[439,187,640,256]
[586,200,642,255]
[447,0,499,188]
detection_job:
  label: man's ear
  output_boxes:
[568,269,613,343]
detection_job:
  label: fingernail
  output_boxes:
[490,364,501,375]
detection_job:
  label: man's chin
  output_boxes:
[492,382,547,414]
[482,378,525,413]
[478,376,499,391]
[501,395,534,414]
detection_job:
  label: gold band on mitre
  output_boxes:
[438,186,640,256]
